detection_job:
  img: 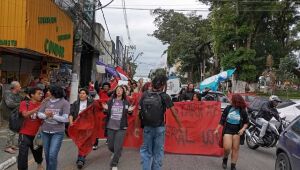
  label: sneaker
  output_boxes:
[222,158,228,169]
[4,147,16,154]
[231,163,236,170]
[105,139,108,145]
[77,160,84,169]
[111,167,118,170]
[93,145,98,150]
[111,153,114,160]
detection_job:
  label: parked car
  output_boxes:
[201,91,230,111]
[275,115,300,170]
[278,102,300,122]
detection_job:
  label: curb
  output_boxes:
[0,156,16,170]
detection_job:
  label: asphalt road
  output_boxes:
[8,139,277,170]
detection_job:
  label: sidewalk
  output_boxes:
[0,122,18,170]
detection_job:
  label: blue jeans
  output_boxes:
[42,132,64,170]
[140,126,166,170]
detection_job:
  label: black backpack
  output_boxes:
[9,101,29,132]
[140,91,165,127]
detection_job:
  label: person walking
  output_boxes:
[38,85,70,170]
[88,81,96,98]
[96,82,112,148]
[102,86,134,170]
[2,81,22,154]
[69,88,93,169]
[214,94,249,170]
[18,87,44,170]
[134,75,183,170]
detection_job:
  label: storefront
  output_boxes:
[0,0,73,87]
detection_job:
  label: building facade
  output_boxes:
[0,0,74,87]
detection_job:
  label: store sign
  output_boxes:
[0,40,17,47]
[44,39,64,58]
[38,17,57,24]
[58,34,71,41]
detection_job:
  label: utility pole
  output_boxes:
[123,45,127,70]
[70,0,84,103]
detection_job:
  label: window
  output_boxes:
[291,119,300,136]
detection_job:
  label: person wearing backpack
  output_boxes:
[2,81,22,154]
[102,86,135,170]
[134,75,183,170]
[18,87,44,170]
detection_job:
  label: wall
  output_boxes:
[0,0,74,62]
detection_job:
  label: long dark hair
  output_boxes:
[112,86,126,100]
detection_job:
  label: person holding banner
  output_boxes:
[135,75,183,170]
[69,88,94,169]
[214,94,249,170]
[102,86,135,170]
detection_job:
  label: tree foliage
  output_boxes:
[152,1,300,83]
[152,9,213,83]
[277,56,298,83]
[207,0,300,82]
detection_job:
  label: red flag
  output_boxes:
[68,101,104,156]
[115,66,129,80]
[110,77,119,90]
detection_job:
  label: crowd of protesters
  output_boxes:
[0,76,249,170]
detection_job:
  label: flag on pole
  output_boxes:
[116,66,129,81]
[200,68,236,91]
[96,61,106,73]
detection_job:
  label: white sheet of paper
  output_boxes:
[118,80,128,86]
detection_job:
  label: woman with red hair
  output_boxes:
[141,82,152,92]
[214,94,249,170]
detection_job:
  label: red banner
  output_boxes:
[68,101,103,156]
[164,101,223,156]
[69,100,223,157]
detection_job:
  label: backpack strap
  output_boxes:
[157,92,167,125]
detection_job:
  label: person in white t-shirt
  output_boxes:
[69,88,93,169]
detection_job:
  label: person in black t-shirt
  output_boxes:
[134,75,183,170]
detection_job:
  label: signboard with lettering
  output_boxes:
[0,0,73,62]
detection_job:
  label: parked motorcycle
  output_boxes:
[245,110,289,150]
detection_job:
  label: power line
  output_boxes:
[100,7,113,42]
[122,0,132,43]
[64,0,117,63]
[106,7,209,12]
[105,6,299,12]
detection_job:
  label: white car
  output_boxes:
[278,101,300,122]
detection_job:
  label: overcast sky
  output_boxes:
[96,0,210,77]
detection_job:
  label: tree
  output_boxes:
[200,0,300,82]
[152,9,214,83]
[129,62,137,78]
[277,56,298,83]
